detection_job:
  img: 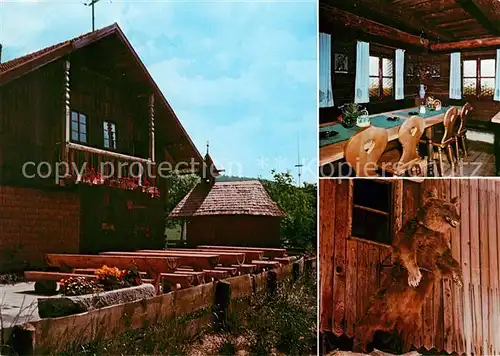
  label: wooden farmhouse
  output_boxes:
[0,23,208,271]
[169,179,285,248]
[319,0,500,177]
[320,178,500,355]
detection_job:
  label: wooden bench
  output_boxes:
[137,249,245,266]
[197,245,287,259]
[170,248,264,261]
[232,264,257,274]
[251,260,281,271]
[45,254,179,294]
[174,270,205,285]
[160,273,194,290]
[203,269,229,281]
[274,257,295,265]
[214,266,239,276]
[98,251,219,271]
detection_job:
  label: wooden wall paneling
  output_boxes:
[495,180,500,354]
[441,179,453,353]
[459,179,473,356]
[320,179,337,332]
[478,179,490,355]
[421,180,436,350]
[357,241,369,328]
[450,179,465,355]
[332,180,352,335]
[469,179,482,355]
[345,238,358,337]
[486,179,497,355]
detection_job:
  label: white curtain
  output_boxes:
[319,33,334,108]
[449,52,462,99]
[395,49,405,100]
[494,49,500,101]
[354,41,370,103]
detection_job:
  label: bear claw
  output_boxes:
[408,270,422,287]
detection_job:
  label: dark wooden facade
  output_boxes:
[185,215,282,248]
[0,24,205,267]
[320,178,500,355]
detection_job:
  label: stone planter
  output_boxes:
[38,284,155,318]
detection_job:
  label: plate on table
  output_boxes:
[320,130,338,139]
[408,111,419,115]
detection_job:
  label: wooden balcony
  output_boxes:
[61,142,159,197]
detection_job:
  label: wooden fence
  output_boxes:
[320,178,500,355]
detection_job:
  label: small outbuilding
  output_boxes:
[169,180,286,247]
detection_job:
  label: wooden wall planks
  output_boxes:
[320,178,500,355]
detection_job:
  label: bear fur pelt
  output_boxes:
[353,188,463,353]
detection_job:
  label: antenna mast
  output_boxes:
[85,0,102,31]
[294,133,303,187]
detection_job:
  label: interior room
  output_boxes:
[319,0,500,178]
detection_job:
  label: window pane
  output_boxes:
[481,59,495,77]
[104,130,109,139]
[383,77,393,96]
[382,58,393,77]
[369,56,379,77]
[463,60,477,77]
[481,78,495,96]
[80,133,87,143]
[111,123,116,134]
[71,130,79,141]
[369,77,379,97]
[80,123,86,134]
[71,111,78,123]
[463,78,477,95]
[80,114,86,124]
[71,121,79,132]
[104,138,110,148]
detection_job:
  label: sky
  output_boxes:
[0,0,317,183]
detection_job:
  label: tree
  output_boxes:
[261,170,317,251]
[165,173,200,238]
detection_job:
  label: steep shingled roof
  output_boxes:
[169,180,286,217]
[0,23,117,76]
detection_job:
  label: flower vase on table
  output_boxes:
[339,103,368,129]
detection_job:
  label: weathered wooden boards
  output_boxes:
[197,245,287,259]
[137,249,245,266]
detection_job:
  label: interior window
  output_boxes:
[351,179,393,245]
[463,58,495,97]
[369,56,394,99]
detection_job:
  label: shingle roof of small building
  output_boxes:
[169,180,286,217]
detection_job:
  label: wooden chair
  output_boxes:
[455,102,472,158]
[421,106,459,176]
[379,116,426,176]
[344,126,388,177]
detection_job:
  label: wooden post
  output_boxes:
[148,93,155,163]
[63,60,71,164]
[214,280,231,331]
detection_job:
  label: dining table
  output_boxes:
[319,105,462,176]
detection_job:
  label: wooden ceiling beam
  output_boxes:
[321,4,429,48]
[455,0,500,35]
[430,36,500,51]
[326,0,454,41]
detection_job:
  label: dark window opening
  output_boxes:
[103,121,117,149]
[71,111,87,143]
[351,180,393,245]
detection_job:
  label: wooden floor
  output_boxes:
[439,140,496,177]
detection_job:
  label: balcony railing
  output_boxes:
[61,142,159,197]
